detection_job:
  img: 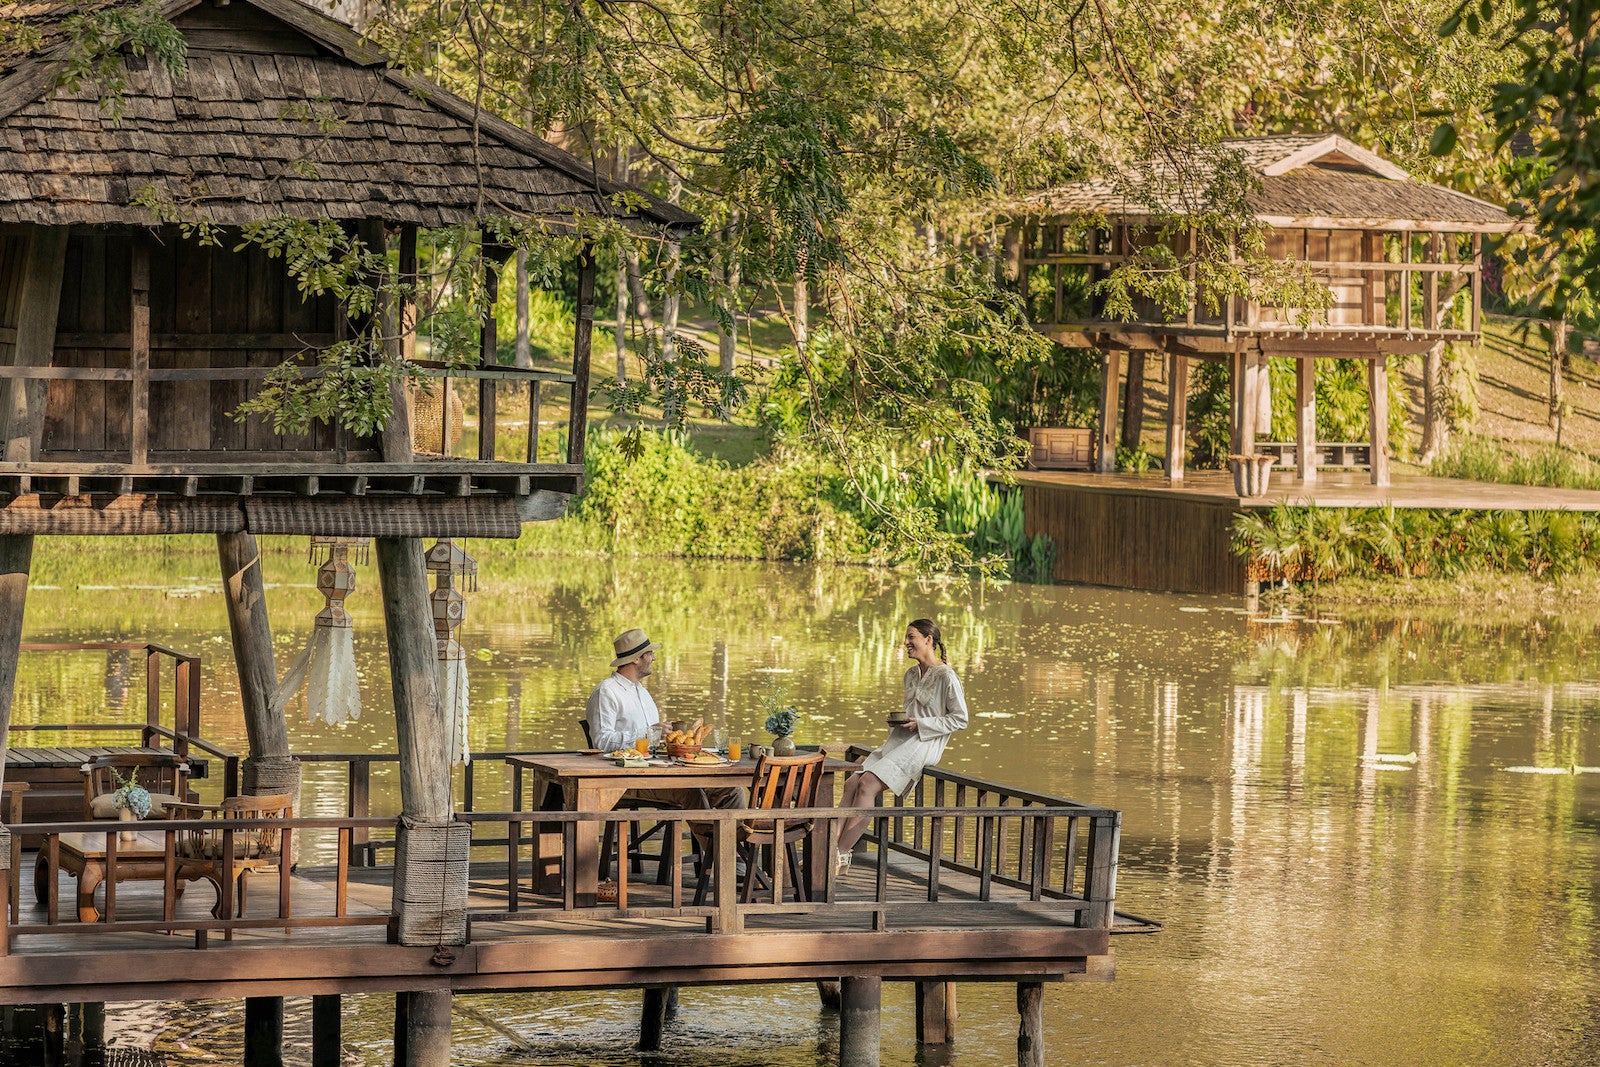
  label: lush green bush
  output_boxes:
[567,429,1055,579]
[1232,503,1600,586]
[1430,436,1600,491]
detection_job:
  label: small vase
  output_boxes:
[772,734,797,757]
[117,806,138,843]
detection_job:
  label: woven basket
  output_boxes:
[410,381,464,456]
[665,742,703,760]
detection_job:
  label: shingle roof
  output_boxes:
[1019,134,1520,233]
[0,0,698,230]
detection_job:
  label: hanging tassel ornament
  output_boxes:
[282,536,369,725]
[426,538,476,764]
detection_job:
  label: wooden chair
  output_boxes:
[80,752,190,820]
[693,751,825,905]
[167,794,293,919]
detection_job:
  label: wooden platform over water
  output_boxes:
[1015,469,1600,595]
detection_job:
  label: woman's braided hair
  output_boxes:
[909,618,946,662]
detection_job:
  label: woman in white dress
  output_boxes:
[835,618,968,872]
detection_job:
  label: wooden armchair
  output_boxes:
[694,751,825,905]
[167,794,293,919]
[81,752,190,819]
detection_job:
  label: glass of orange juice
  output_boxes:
[634,736,650,756]
[727,737,743,761]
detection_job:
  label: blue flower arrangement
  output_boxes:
[111,768,153,819]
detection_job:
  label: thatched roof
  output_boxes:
[0,0,698,230]
[1020,134,1522,234]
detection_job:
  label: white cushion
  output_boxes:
[89,792,181,820]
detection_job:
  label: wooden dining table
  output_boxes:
[505,751,851,906]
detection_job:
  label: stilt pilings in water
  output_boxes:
[1016,981,1044,1067]
[243,996,284,1067]
[916,980,956,1045]
[312,994,342,1067]
[838,976,882,1067]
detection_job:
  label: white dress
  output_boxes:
[861,662,968,796]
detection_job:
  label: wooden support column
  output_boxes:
[1164,352,1188,482]
[391,990,450,1067]
[915,980,956,1045]
[363,219,413,463]
[1119,352,1145,452]
[217,533,299,799]
[243,996,284,1067]
[479,244,501,461]
[640,987,670,1052]
[1296,356,1317,484]
[1096,350,1121,472]
[567,248,596,465]
[0,536,28,918]
[1016,982,1044,1067]
[816,980,842,1010]
[838,977,881,1067]
[1368,355,1390,486]
[375,536,451,823]
[375,537,467,949]
[312,994,342,1067]
[1,226,68,462]
[1227,350,1245,455]
[130,234,150,464]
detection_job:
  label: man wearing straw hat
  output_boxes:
[586,627,744,810]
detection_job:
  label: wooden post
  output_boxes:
[915,980,956,1045]
[1119,352,1145,453]
[1227,349,1246,456]
[375,537,451,823]
[2,226,67,462]
[816,980,842,1010]
[312,994,341,1067]
[1016,982,1044,1067]
[1164,352,1188,482]
[400,990,451,1067]
[1096,350,1121,472]
[0,535,31,794]
[568,248,596,465]
[130,233,151,464]
[1238,351,1260,453]
[1368,354,1390,487]
[365,220,413,463]
[640,987,670,1052]
[1296,356,1317,484]
[838,977,881,1067]
[217,533,299,799]
[479,244,500,461]
[243,996,284,1067]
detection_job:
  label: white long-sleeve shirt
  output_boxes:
[585,672,660,752]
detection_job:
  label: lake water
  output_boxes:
[12,539,1600,1065]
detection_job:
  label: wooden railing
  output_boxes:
[2,813,392,954]
[7,642,238,795]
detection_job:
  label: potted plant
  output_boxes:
[111,768,152,842]
[761,685,801,757]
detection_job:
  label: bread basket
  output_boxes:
[665,741,703,759]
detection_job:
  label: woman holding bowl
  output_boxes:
[835,617,968,873]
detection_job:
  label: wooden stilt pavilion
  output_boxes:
[1014,135,1526,487]
[0,1,1135,1062]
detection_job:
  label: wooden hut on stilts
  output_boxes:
[0,0,691,1059]
[1015,135,1521,487]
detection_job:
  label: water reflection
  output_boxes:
[9,541,1600,1064]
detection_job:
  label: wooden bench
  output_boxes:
[1257,441,1371,468]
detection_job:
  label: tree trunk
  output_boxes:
[1550,317,1568,430]
[1420,341,1447,463]
[717,212,741,376]
[1120,353,1145,453]
[615,260,628,384]
[513,250,531,369]
[794,275,809,354]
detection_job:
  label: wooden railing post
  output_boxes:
[714,816,742,934]
[1080,812,1120,928]
[348,760,372,866]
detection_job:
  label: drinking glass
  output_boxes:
[634,736,650,756]
[727,737,743,761]
[711,726,728,754]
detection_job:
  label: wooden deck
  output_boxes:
[1015,469,1600,594]
[0,763,1135,1006]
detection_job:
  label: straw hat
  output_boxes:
[610,628,660,669]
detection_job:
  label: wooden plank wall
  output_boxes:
[42,228,349,459]
[1023,482,1247,595]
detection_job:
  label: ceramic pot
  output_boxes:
[772,734,797,757]
[117,806,138,843]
